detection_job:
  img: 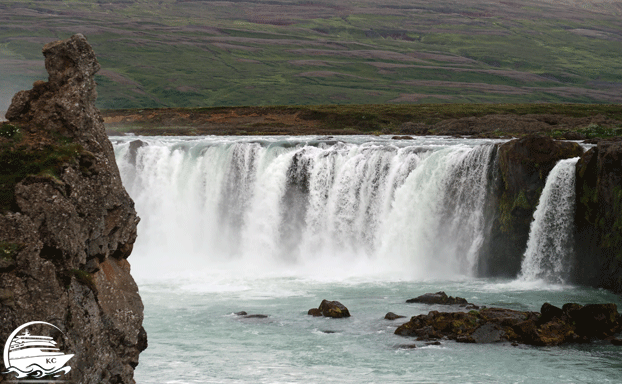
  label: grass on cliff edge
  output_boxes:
[0,123,83,213]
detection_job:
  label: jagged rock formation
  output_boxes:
[478,136,583,277]
[574,141,622,292]
[0,34,145,383]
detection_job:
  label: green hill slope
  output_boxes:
[1,0,621,110]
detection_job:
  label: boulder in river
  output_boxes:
[385,312,406,320]
[308,300,351,318]
[406,291,470,306]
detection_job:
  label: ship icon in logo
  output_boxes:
[3,321,73,379]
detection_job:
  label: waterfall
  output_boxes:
[519,157,580,284]
[113,137,498,279]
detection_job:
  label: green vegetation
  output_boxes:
[70,269,97,292]
[0,123,20,139]
[1,0,622,109]
[0,127,83,213]
[579,124,622,139]
[0,242,23,260]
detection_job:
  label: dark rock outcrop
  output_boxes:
[574,141,622,292]
[478,136,583,277]
[243,314,269,319]
[0,35,144,383]
[406,291,470,306]
[395,302,621,346]
[385,312,406,320]
[308,300,351,318]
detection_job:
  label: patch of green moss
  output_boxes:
[601,187,622,249]
[0,123,21,140]
[70,269,97,292]
[498,190,533,233]
[0,141,83,213]
[0,242,23,260]
[578,123,622,139]
[580,183,598,222]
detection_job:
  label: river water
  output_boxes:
[112,135,622,383]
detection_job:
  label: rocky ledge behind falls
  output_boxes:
[0,35,145,383]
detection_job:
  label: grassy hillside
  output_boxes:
[1,0,622,111]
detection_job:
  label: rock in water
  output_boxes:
[406,291,469,306]
[308,308,323,317]
[385,312,406,320]
[0,35,144,383]
[316,300,351,318]
[395,302,622,347]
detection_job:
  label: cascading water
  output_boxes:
[113,136,498,279]
[519,157,580,284]
[114,137,622,384]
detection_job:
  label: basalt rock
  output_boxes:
[395,302,621,346]
[243,314,269,319]
[307,308,322,317]
[0,35,144,383]
[574,141,622,293]
[312,300,351,318]
[406,291,470,306]
[478,135,583,277]
[385,312,406,320]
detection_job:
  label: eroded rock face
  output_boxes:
[478,136,583,277]
[0,35,144,383]
[574,141,622,292]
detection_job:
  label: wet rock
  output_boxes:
[478,135,584,277]
[317,300,351,318]
[243,314,269,319]
[308,308,323,317]
[569,303,619,338]
[425,341,442,346]
[406,291,470,306]
[128,139,148,166]
[470,323,505,343]
[396,344,417,349]
[396,302,620,347]
[234,311,248,316]
[1,35,143,383]
[391,135,413,140]
[385,312,406,320]
[611,338,622,346]
[538,303,563,325]
[574,141,622,293]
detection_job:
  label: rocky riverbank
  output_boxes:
[0,35,145,383]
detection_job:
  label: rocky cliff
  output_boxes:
[574,140,622,292]
[0,34,145,383]
[477,136,584,277]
